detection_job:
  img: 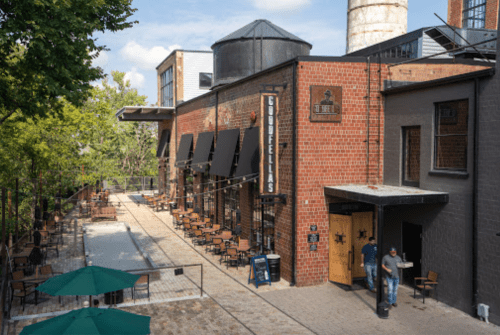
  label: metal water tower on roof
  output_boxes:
[211,19,312,87]
[347,0,408,54]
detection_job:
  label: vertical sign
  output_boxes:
[260,94,279,194]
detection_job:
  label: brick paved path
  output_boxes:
[8,192,500,334]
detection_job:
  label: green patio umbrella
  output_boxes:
[19,307,151,335]
[36,266,140,296]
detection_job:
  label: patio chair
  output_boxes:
[203,233,212,252]
[132,274,150,303]
[225,248,239,270]
[40,264,63,276]
[11,281,37,311]
[183,223,193,239]
[192,230,204,245]
[218,243,227,264]
[13,257,30,274]
[414,271,439,303]
[207,238,222,254]
[11,270,24,281]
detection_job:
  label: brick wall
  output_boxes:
[293,60,490,287]
[160,56,491,287]
[448,0,498,29]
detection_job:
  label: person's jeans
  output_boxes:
[386,277,400,305]
[364,263,377,290]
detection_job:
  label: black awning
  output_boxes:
[209,128,240,177]
[191,132,215,173]
[175,134,193,168]
[234,127,259,178]
[156,129,170,158]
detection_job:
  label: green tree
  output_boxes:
[0,0,137,125]
[78,71,157,180]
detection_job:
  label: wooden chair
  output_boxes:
[10,281,36,311]
[414,270,439,303]
[14,257,30,273]
[207,238,222,254]
[192,230,204,245]
[225,248,239,269]
[218,243,227,264]
[40,264,63,276]
[132,274,150,303]
[202,233,212,252]
[11,271,24,281]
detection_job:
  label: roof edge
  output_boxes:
[383,67,495,95]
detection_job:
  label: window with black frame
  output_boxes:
[251,180,275,254]
[434,99,469,171]
[223,180,240,231]
[199,73,212,89]
[402,126,421,187]
[161,67,174,107]
[202,170,214,220]
[184,169,194,209]
[462,0,486,29]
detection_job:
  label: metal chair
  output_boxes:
[225,248,239,269]
[11,281,37,311]
[132,274,150,303]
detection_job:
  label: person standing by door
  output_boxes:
[361,237,377,292]
[382,247,403,308]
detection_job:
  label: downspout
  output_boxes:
[291,60,298,287]
[472,78,480,315]
[175,56,178,200]
[215,91,219,227]
[365,56,371,184]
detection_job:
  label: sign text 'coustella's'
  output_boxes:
[260,94,279,194]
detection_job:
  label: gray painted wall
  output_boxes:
[475,26,500,325]
[384,81,476,314]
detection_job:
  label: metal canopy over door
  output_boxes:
[352,212,374,278]
[329,214,353,285]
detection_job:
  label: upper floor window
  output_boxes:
[463,0,486,29]
[199,73,212,89]
[161,67,173,107]
[434,100,469,171]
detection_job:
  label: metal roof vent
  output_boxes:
[211,19,312,87]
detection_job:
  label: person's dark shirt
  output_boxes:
[361,243,377,264]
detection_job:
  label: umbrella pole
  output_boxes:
[89,295,92,307]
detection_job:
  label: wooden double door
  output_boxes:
[328,212,373,286]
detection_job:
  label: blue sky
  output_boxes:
[92,0,448,105]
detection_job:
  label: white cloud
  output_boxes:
[120,42,181,70]
[124,68,145,89]
[91,51,109,68]
[252,0,311,12]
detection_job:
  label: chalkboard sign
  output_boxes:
[308,234,320,243]
[310,225,317,231]
[248,255,272,288]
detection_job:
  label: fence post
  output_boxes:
[124,178,127,194]
[73,218,78,256]
[200,264,203,297]
[0,188,9,325]
[15,179,18,243]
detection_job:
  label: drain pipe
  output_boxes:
[291,60,298,287]
[215,91,219,227]
[365,56,371,184]
[472,78,480,315]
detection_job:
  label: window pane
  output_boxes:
[436,100,468,135]
[199,73,212,88]
[404,127,420,184]
[435,136,468,169]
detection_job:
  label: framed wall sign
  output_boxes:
[310,85,342,122]
[310,244,318,251]
[310,225,317,232]
[260,94,280,194]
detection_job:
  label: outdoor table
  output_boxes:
[201,228,218,234]
[12,250,32,259]
[190,222,206,228]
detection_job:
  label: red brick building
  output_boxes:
[448,0,498,29]
[158,54,491,286]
